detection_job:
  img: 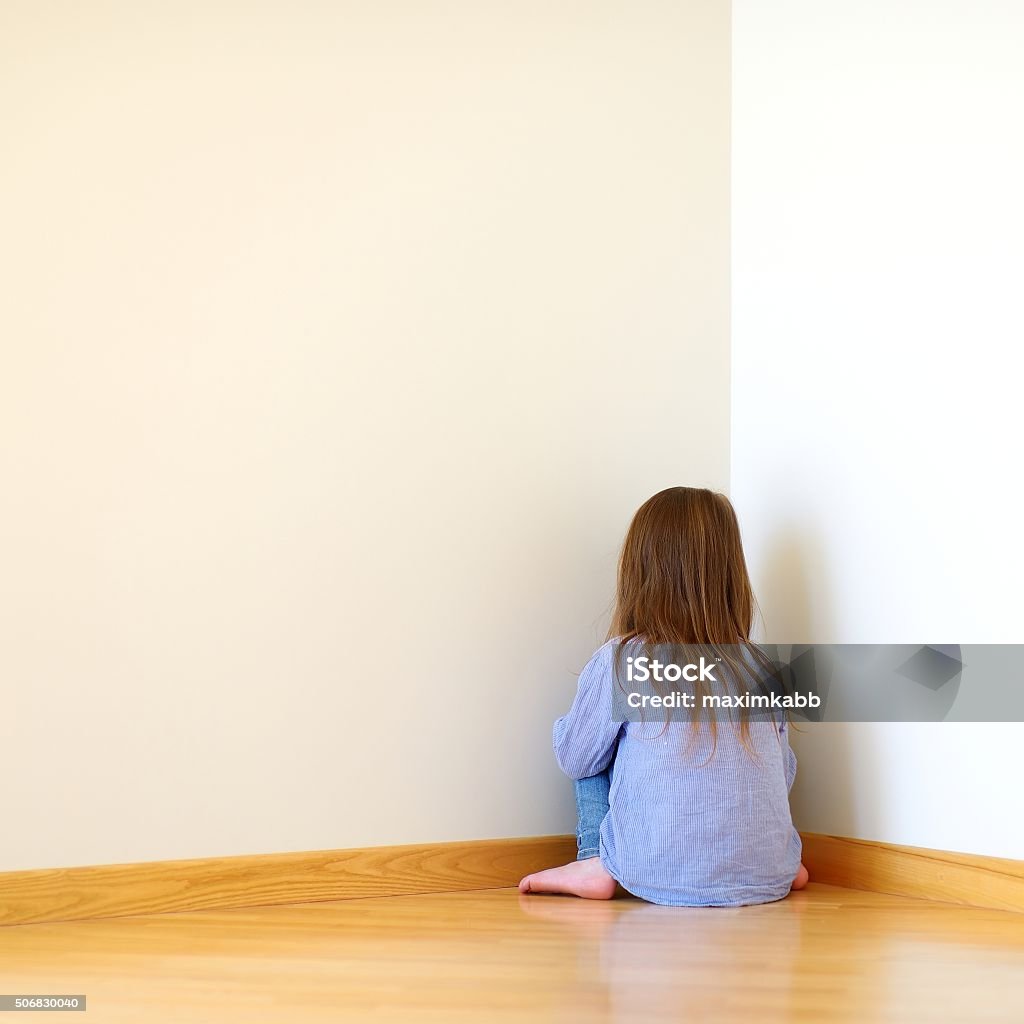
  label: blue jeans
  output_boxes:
[574,769,611,860]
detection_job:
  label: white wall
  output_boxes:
[0,2,731,871]
[732,1,1024,857]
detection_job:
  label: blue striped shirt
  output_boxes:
[553,639,802,906]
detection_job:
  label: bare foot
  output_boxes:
[791,862,809,891]
[518,857,617,900]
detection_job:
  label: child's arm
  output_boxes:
[552,642,624,780]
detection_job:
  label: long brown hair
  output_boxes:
[609,487,769,753]
[609,487,755,645]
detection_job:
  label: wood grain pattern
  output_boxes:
[0,834,577,927]
[3,885,1024,1023]
[4,831,1021,928]
[802,832,1024,913]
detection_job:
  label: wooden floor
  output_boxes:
[2,884,1023,1023]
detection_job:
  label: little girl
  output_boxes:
[520,486,809,906]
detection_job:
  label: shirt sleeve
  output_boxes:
[552,642,624,781]
[780,718,797,792]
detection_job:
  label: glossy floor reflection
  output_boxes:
[1,884,1023,1022]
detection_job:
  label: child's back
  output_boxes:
[554,640,802,906]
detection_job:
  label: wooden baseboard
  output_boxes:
[801,832,1024,914]
[0,834,577,927]
[4,831,1020,927]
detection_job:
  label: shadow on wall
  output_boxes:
[756,526,879,840]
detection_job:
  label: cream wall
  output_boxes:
[732,1,1024,857]
[0,2,731,870]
